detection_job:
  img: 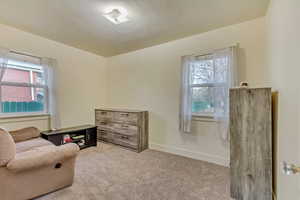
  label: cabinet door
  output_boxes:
[86,128,97,146]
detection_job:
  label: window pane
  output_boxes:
[32,71,45,85]
[214,57,228,83]
[2,67,31,83]
[1,86,45,113]
[192,87,214,114]
[3,60,45,84]
[191,56,228,84]
[191,58,214,84]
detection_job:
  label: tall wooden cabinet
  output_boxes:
[230,88,272,200]
[95,108,148,152]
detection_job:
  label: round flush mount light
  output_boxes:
[103,7,129,24]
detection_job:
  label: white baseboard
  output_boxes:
[149,143,229,167]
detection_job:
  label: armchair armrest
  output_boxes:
[6,143,79,173]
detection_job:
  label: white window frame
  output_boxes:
[0,54,49,117]
[191,54,227,118]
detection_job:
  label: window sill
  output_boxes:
[192,115,218,122]
[0,113,50,120]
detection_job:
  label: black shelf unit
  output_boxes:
[41,125,97,150]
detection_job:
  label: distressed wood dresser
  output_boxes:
[95,108,148,152]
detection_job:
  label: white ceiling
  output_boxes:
[0,0,270,57]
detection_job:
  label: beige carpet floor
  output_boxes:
[36,142,231,200]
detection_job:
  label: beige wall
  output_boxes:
[0,23,107,131]
[107,18,268,166]
[266,0,300,198]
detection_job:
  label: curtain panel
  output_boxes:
[0,48,9,82]
[213,47,238,141]
[179,56,194,133]
[41,57,61,130]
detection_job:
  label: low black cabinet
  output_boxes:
[41,125,97,150]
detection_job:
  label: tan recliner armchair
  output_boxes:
[0,127,80,200]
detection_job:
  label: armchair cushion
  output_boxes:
[0,128,16,167]
[7,143,79,173]
[10,127,40,143]
[16,137,53,153]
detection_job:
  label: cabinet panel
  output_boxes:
[230,88,272,200]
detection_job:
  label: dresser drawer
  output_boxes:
[96,110,113,121]
[97,130,114,143]
[113,112,138,124]
[112,123,138,136]
[96,121,112,131]
[113,133,138,149]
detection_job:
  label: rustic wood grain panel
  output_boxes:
[230,88,272,200]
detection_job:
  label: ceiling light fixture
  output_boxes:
[103,8,129,24]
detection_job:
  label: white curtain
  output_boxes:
[179,56,194,133]
[0,48,10,82]
[42,58,61,130]
[213,47,238,141]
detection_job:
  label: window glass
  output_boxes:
[1,86,45,113]
[2,60,45,84]
[191,55,227,116]
[192,87,214,114]
[2,67,31,83]
[191,59,214,84]
[214,57,228,83]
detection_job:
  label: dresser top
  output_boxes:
[95,108,147,113]
[230,87,271,90]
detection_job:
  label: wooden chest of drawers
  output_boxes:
[95,108,148,152]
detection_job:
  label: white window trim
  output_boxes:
[0,112,49,119]
[6,63,42,72]
[192,114,218,122]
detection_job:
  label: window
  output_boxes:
[191,54,228,117]
[180,47,236,133]
[0,52,48,115]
